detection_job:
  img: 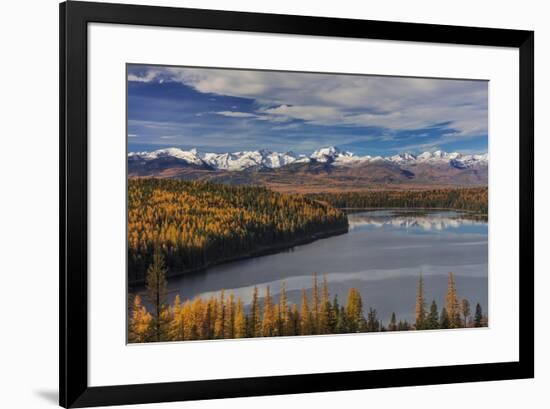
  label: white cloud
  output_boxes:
[127,70,161,83]
[130,67,488,137]
[215,111,258,118]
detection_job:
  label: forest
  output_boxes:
[128,251,488,343]
[128,179,349,283]
[307,187,488,214]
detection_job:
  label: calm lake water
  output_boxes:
[143,209,488,324]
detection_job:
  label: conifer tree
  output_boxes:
[427,300,439,330]
[289,303,300,336]
[366,308,380,332]
[300,289,313,335]
[214,290,225,339]
[234,298,247,338]
[202,300,214,339]
[311,274,320,334]
[336,306,348,333]
[168,294,185,341]
[439,307,450,329]
[328,295,340,333]
[474,303,483,327]
[262,286,276,337]
[397,320,411,331]
[249,286,261,337]
[273,304,282,336]
[318,276,331,334]
[461,298,471,328]
[415,274,426,330]
[189,298,202,340]
[182,300,194,340]
[445,272,461,328]
[345,288,365,332]
[279,282,289,336]
[128,294,153,343]
[389,312,397,331]
[224,293,235,339]
[145,247,168,341]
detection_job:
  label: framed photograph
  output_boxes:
[60,1,534,407]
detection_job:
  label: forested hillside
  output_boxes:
[307,187,488,214]
[128,179,348,282]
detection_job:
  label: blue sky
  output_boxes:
[127,64,488,156]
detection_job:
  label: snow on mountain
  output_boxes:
[128,146,488,171]
[388,152,417,164]
[128,147,204,166]
[310,146,354,163]
[202,150,303,171]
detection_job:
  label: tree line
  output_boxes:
[128,251,488,343]
[128,179,348,283]
[307,187,488,214]
[413,272,487,330]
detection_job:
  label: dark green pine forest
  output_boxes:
[307,187,488,214]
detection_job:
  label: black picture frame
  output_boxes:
[60,1,534,407]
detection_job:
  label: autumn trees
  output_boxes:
[128,257,488,343]
[413,272,487,330]
[308,187,488,214]
[129,270,384,343]
[128,179,348,282]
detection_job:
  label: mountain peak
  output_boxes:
[128,146,487,172]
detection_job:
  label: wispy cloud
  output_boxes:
[127,65,488,156]
[215,111,258,118]
[128,66,487,138]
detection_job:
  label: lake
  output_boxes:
[138,209,488,325]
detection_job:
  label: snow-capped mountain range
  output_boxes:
[128,146,488,172]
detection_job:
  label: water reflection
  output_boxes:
[137,209,488,324]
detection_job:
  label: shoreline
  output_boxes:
[340,206,488,217]
[128,225,349,287]
[128,206,487,287]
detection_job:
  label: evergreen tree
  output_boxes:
[445,272,461,328]
[388,312,397,331]
[439,307,450,329]
[336,306,348,333]
[397,320,411,331]
[366,308,380,332]
[289,304,300,336]
[145,247,168,341]
[461,299,471,328]
[474,303,483,327]
[224,293,235,339]
[249,286,261,337]
[214,290,225,339]
[202,300,214,339]
[415,274,426,330]
[189,298,202,340]
[232,298,246,338]
[262,286,276,337]
[345,288,365,332]
[168,294,185,341]
[426,300,439,330]
[182,300,194,340]
[318,276,331,334]
[311,274,320,334]
[128,294,153,343]
[328,295,340,333]
[279,282,289,336]
[300,289,313,335]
